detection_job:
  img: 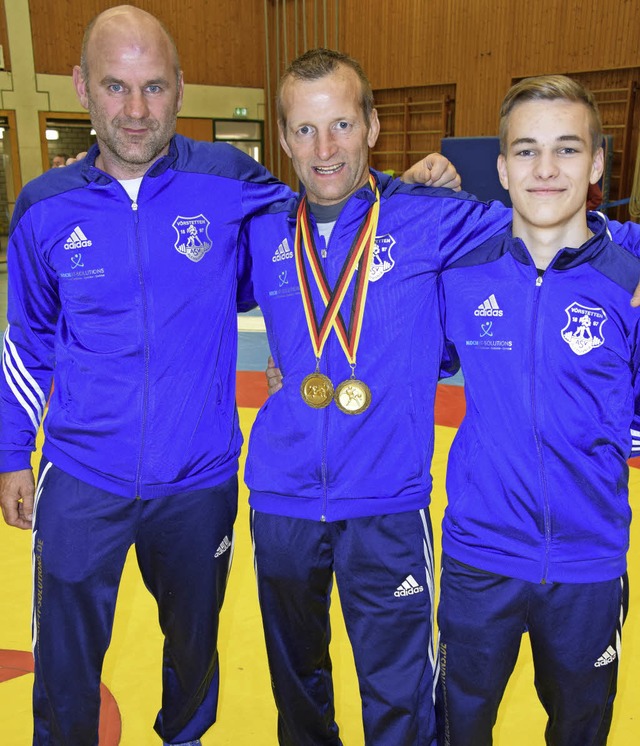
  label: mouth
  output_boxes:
[527,188,566,196]
[122,128,149,136]
[313,164,344,175]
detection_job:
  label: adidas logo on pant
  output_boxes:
[214,535,231,558]
[594,645,617,667]
[394,574,424,597]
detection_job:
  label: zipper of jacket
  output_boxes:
[131,198,150,499]
[316,194,367,521]
[320,233,330,522]
[320,375,330,522]
[531,272,552,582]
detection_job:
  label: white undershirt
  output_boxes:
[119,177,143,203]
[317,221,336,243]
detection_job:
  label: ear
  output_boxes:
[497,153,509,190]
[590,146,604,185]
[176,71,185,114]
[367,108,380,148]
[278,123,293,159]
[73,65,89,110]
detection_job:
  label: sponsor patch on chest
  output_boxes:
[464,293,513,350]
[58,225,105,280]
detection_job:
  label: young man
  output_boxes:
[436,75,640,746]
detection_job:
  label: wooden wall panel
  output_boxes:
[263,0,640,189]
[28,0,265,87]
[175,117,214,142]
[372,83,456,174]
[0,1,9,71]
[340,0,640,136]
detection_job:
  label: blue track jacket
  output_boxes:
[241,172,513,520]
[0,135,289,498]
[440,214,640,584]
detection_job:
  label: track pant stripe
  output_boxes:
[31,461,53,653]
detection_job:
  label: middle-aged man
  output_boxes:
[0,6,458,746]
[243,50,640,746]
[240,48,511,746]
[0,6,288,745]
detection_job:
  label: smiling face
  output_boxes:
[497,98,603,246]
[278,65,380,205]
[73,7,183,179]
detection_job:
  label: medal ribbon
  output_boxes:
[294,174,380,365]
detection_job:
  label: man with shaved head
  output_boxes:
[75,5,182,177]
[0,6,288,746]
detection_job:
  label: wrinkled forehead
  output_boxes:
[280,68,366,123]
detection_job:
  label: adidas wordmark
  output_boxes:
[214,535,231,558]
[594,645,617,668]
[474,293,503,317]
[272,239,293,262]
[64,226,93,251]
[394,574,424,597]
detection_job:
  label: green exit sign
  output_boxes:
[233,107,248,118]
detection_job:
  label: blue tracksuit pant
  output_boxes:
[436,553,628,746]
[251,508,438,746]
[31,460,237,746]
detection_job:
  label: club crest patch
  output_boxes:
[369,234,396,282]
[172,215,212,262]
[561,302,607,356]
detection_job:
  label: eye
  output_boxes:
[296,125,313,136]
[146,85,162,94]
[335,121,352,132]
[107,83,124,94]
[515,149,535,158]
[558,146,579,155]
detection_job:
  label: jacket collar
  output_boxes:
[286,168,393,222]
[80,136,179,184]
[508,211,612,270]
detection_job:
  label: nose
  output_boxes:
[315,130,338,161]
[533,150,559,179]
[123,90,150,120]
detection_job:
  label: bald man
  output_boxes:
[0,6,290,746]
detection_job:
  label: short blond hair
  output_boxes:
[277,48,374,130]
[499,75,602,154]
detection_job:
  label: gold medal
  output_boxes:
[334,378,371,415]
[301,372,334,409]
[294,174,380,415]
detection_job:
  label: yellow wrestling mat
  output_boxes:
[1,408,639,744]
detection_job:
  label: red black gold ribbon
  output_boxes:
[294,174,380,366]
